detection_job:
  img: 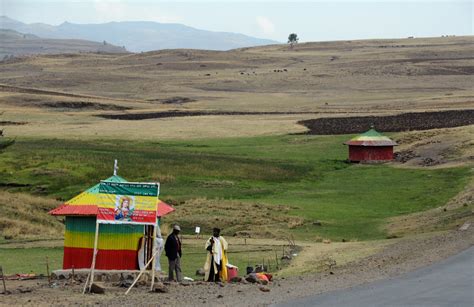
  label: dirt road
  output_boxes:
[277,246,474,307]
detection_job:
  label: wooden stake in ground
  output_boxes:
[244,238,250,267]
[149,224,158,291]
[274,250,280,270]
[82,269,92,294]
[45,256,51,284]
[0,266,6,294]
[125,249,159,295]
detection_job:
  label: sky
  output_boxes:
[1,0,472,42]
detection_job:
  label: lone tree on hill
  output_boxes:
[288,33,299,48]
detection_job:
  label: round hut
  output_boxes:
[49,175,175,270]
[344,128,397,162]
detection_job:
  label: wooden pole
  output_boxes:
[275,250,280,270]
[125,249,159,295]
[149,223,158,291]
[87,221,100,292]
[82,269,91,294]
[150,184,160,290]
[0,266,6,294]
[45,256,51,284]
[245,238,250,267]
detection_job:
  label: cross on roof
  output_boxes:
[113,159,119,176]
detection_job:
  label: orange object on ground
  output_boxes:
[256,273,269,282]
[227,267,238,281]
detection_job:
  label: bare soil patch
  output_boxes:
[299,110,474,135]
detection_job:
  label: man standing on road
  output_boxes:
[204,227,228,282]
[165,224,182,282]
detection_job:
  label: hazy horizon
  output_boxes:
[1,0,472,43]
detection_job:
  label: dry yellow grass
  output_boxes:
[391,125,474,168]
[0,191,63,240]
[162,198,307,239]
[0,36,472,140]
[2,110,310,140]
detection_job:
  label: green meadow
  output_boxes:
[0,134,470,242]
[1,246,63,275]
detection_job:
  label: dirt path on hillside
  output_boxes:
[2,226,472,306]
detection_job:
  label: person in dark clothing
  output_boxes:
[165,224,182,282]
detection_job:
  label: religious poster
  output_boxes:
[97,181,159,225]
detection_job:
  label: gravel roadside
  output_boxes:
[2,225,472,306]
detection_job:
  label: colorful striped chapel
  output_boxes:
[49,175,174,270]
[344,128,397,162]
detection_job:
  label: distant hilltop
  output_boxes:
[0,16,279,52]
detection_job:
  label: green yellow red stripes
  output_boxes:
[63,247,138,270]
[64,216,144,251]
[64,231,143,250]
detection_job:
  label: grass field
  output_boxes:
[0,238,288,278]
[0,134,470,242]
[1,246,63,275]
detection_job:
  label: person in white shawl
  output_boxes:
[204,228,228,282]
[138,226,165,272]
